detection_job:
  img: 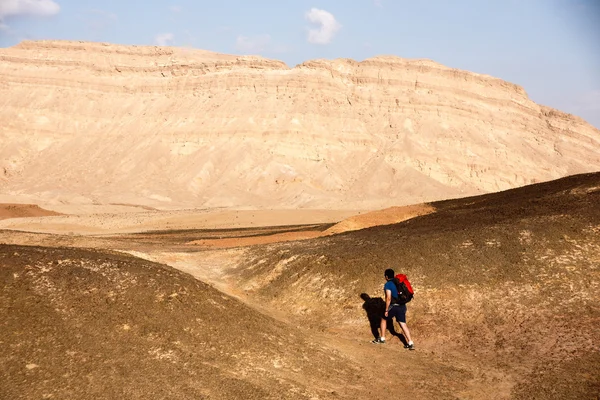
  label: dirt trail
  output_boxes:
[136,246,515,399]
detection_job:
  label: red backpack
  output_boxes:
[392,274,414,304]
[395,274,414,294]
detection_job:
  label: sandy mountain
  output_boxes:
[1,40,599,209]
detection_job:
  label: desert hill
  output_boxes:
[2,172,599,398]
[1,245,395,400]
[1,40,599,210]
[179,172,599,399]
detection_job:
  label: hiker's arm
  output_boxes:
[384,289,391,316]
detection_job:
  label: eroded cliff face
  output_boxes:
[1,40,598,209]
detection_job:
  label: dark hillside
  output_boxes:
[0,245,388,400]
[234,172,600,399]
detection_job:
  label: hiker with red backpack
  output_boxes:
[371,268,415,350]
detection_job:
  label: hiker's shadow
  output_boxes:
[360,293,407,345]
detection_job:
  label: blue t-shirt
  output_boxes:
[384,280,398,299]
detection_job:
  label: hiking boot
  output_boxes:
[371,337,386,344]
[404,343,415,350]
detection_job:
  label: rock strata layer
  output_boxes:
[1,40,599,209]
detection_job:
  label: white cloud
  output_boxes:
[373,0,383,7]
[235,34,271,53]
[0,0,59,34]
[0,0,60,18]
[169,5,181,13]
[154,33,174,46]
[305,8,341,45]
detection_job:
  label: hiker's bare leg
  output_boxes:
[399,322,412,343]
[379,318,387,339]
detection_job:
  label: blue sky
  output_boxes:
[1,0,599,128]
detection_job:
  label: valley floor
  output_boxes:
[0,203,516,399]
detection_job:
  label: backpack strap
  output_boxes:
[390,277,401,305]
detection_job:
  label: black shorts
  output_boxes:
[385,304,407,323]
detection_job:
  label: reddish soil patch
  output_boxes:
[324,204,435,234]
[0,204,61,220]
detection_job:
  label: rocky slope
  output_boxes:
[1,40,599,209]
[1,245,391,400]
[229,172,600,399]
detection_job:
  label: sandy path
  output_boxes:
[125,243,512,400]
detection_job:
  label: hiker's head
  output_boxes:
[384,269,395,280]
